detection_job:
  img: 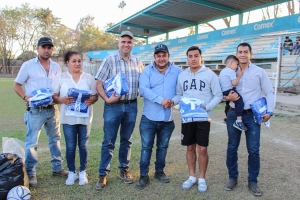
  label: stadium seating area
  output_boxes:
[86,14,300,86]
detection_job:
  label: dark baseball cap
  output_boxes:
[37,37,54,47]
[154,44,169,54]
[119,31,134,39]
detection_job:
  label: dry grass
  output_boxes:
[1,78,300,200]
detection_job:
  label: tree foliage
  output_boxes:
[0,6,120,73]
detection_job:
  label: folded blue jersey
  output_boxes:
[180,97,208,119]
[250,97,267,124]
[28,88,53,107]
[66,88,91,115]
[104,72,129,98]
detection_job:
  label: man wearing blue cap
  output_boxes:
[14,37,68,187]
[136,44,182,189]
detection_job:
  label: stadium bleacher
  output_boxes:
[86,14,300,86]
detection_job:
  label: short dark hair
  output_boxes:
[237,42,252,53]
[225,55,239,64]
[64,51,82,64]
[186,46,202,56]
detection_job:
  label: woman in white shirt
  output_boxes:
[51,51,98,186]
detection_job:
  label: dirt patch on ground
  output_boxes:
[167,106,300,199]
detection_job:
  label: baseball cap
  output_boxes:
[154,44,169,54]
[37,37,54,47]
[119,31,134,39]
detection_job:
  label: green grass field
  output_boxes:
[1,78,300,200]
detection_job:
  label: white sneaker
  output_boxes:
[79,171,88,185]
[182,178,196,190]
[66,171,78,185]
[198,181,207,192]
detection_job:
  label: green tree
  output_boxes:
[0,6,19,73]
[75,16,119,52]
[16,4,62,58]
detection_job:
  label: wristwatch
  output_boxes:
[222,96,227,101]
[267,112,273,116]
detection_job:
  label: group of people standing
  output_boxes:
[13,30,274,197]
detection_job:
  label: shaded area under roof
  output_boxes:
[107,0,290,38]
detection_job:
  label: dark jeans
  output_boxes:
[139,115,175,176]
[98,102,137,176]
[63,124,89,172]
[226,110,261,184]
[223,88,244,117]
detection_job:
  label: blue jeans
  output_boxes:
[226,110,261,184]
[98,102,137,176]
[63,124,90,172]
[139,115,175,176]
[24,105,64,177]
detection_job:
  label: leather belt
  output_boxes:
[117,99,137,104]
[229,106,252,114]
[27,105,54,111]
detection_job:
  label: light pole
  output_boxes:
[118,1,126,30]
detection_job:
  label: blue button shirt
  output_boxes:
[139,62,182,121]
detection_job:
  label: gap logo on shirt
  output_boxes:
[183,79,206,91]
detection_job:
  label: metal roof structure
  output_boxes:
[107,0,291,39]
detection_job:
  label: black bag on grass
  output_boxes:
[0,153,28,200]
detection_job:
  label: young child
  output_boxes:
[219,55,247,131]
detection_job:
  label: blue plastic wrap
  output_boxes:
[180,97,208,123]
[250,97,267,124]
[28,88,53,107]
[104,72,129,97]
[65,88,91,117]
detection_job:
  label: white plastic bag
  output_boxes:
[2,137,25,162]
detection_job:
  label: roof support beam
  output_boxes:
[107,30,148,38]
[123,23,166,33]
[187,0,241,14]
[239,13,243,25]
[242,0,290,12]
[142,13,197,25]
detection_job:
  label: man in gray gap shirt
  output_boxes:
[224,42,274,196]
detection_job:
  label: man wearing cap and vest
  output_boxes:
[14,37,68,187]
[95,31,144,190]
[136,44,182,190]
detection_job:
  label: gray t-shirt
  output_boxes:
[219,67,236,92]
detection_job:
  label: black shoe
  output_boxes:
[233,121,247,131]
[223,118,227,124]
[248,183,262,196]
[224,179,237,191]
[154,172,169,183]
[136,176,149,190]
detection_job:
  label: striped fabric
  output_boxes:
[95,51,143,100]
